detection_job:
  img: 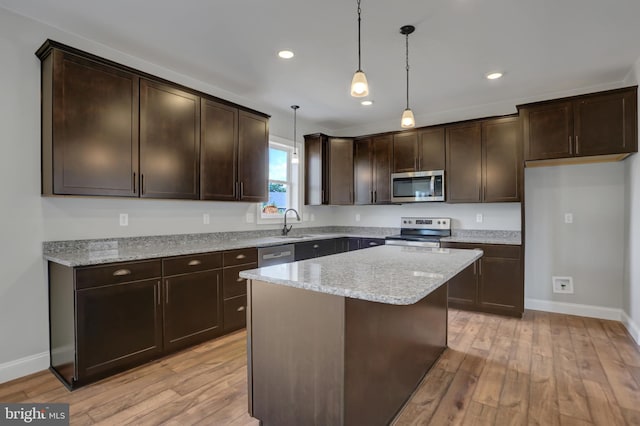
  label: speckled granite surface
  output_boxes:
[442,230,521,245]
[42,226,399,267]
[240,245,483,305]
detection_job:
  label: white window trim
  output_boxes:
[256,137,301,225]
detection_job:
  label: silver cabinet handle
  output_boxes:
[237,306,245,312]
[113,269,131,276]
[188,259,202,266]
[369,242,377,246]
[235,254,246,260]
[263,251,291,260]
[236,277,245,282]
[313,244,319,249]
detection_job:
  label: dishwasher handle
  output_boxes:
[262,251,292,260]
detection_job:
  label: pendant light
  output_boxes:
[350,0,369,97]
[400,25,416,128]
[291,105,300,164]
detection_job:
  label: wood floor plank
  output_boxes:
[3,309,639,425]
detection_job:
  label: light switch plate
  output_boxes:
[119,213,128,226]
[476,213,483,223]
[564,213,573,224]
[203,213,210,225]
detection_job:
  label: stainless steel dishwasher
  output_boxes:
[257,244,296,267]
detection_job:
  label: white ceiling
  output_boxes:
[2,0,640,133]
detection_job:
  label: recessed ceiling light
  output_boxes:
[361,100,373,106]
[278,50,294,59]
[486,72,503,80]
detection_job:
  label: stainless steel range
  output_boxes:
[385,217,451,248]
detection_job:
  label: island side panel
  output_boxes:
[248,279,346,426]
[344,284,448,426]
[48,261,77,388]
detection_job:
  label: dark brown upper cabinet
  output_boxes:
[304,134,354,205]
[446,117,521,203]
[140,79,200,199]
[200,101,269,202]
[519,87,637,162]
[40,48,140,197]
[37,40,269,202]
[392,128,445,173]
[354,135,393,204]
[237,111,269,202]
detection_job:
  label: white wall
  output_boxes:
[0,6,332,380]
[524,163,626,310]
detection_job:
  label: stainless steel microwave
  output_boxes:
[391,170,445,202]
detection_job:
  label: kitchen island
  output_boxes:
[240,245,482,426]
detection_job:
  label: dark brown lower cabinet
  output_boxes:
[441,242,523,317]
[221,248,257,332]
[347,237,386,251]
[162,252,223,352]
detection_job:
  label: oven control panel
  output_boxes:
[400,217,450,230]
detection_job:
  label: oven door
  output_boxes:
[391,170,445,202]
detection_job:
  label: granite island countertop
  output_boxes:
[240,245,483,305]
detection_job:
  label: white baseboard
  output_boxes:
[525,298,639,346]
[621,310,640,345]
[0,351,49,384]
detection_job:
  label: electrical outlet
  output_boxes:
[119,213,128,226]
[476,213,483,223]
[203,213,210,225]
[564,213,573,224]
[355,214,361,222]
[552,276,574,294]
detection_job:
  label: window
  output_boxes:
[259,142,299,220]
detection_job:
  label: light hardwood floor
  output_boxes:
[2,309,639,425]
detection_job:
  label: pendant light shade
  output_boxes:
[400,25,416,128]
[291,105,300,164]
[350,0,369,97]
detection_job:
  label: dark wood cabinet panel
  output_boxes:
[304,134,327,205]
[446,123,482,203]
[76,279,162,381]
[223,264,255,300]
[43,50,139,196]
[335,238,350,253]
[521,101,573,161]
[520,87,637,162]
[359,238,385,249]
[447,263,477,306]
[163,269,222,352]
[201,99,238,200]
[328,138,354,205]
[574,89,638,156]
[417,127,446,171]
[224,295,248,332]
[238,111,269,202]
[140,79,200,199]
[372,135,393,204]
[393,132,418,172]
[441,242,523,317]
[482,117,522,202]
[295,239,337,261]
[354,138,373,205]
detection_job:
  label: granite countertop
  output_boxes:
[240,245,483,305]
[42,226,519,267]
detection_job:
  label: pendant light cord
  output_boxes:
[357,0,362,71]
[293,107,297,154]
[405,32,410,109]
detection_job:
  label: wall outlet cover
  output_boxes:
[564,213,573,224]
[552,276,574,294]
[119,213,128,226]
[476,213,483,223]
[355,214,361,222]
[203,213,210,225]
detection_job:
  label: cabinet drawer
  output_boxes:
[223,263,256,299]
[76,260,162,290]
[163,252,222,276]
[224,295,247,331]
[441,242,521,259]
[223,248,257,267]
[360,238,385,248]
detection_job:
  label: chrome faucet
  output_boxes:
[282,208,300,236]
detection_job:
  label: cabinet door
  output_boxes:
[140,79,200,199]
[354,138,373,205]
[446,123,482,203]
[393,132,418,172]
[417,128,445,171]
[201,99,238,200]
[76,279,162,381]
[521,101,573,160]
[372,135,393,204]
[163,270,222,351]
[574,88,638,156]
[348,238,361,251]
[295,240,336,260]
[238,111,269,202]
[223,263,256,300]
[335,238,350,253]
[328,138,354,205]
[304,135,326,205]
[482,117,521,202]
[50,50,139,196]
[447,263,477,306]
[478,256,523,313]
